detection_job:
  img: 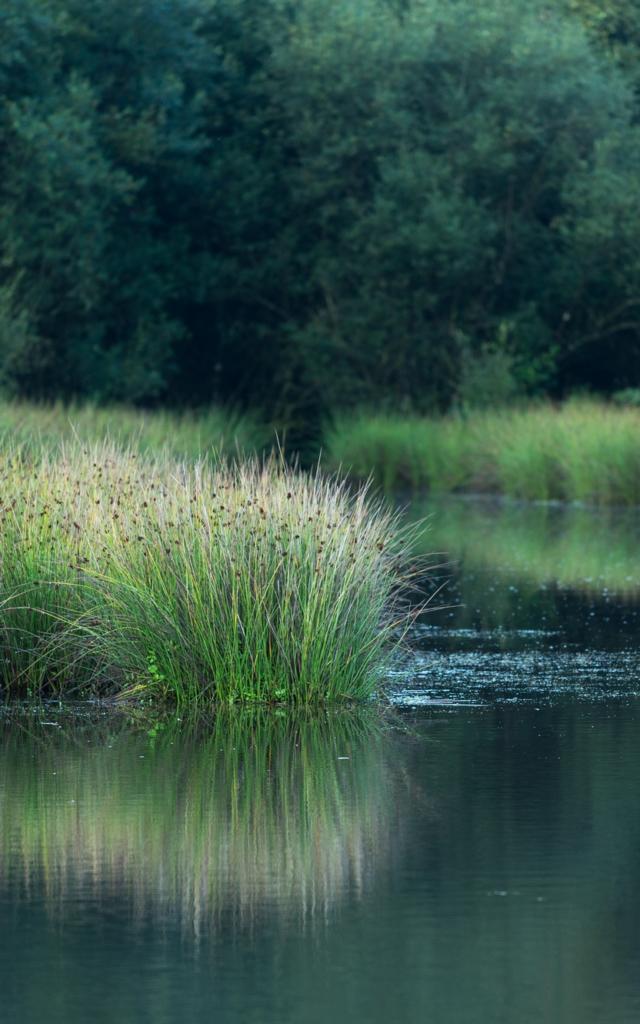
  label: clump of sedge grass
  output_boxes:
[0,447,102,693]
[0,443,420,704]
[87,456,419,704]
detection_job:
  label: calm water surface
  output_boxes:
[2,497,640,1023]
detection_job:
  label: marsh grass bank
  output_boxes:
[0,443,419,705]
[326,401,640,505]
[0,401,269,461]
[3,398,640,506]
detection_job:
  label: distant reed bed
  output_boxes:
[326,400,640,505]
[0,441,418,703]
[0,400,269,460]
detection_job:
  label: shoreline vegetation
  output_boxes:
[0,400,271,462]
[3,397,640,505]
[325,400,640,506]
[0,434,419,705]
[0,396,636,706]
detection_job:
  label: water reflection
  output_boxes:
[3,702,640,1022]
[401,496,640,655]
[0,709,402,935]
[364,702,640,1024]
[409,496,640,596]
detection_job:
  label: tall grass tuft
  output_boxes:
[325,400,640,505]
[0,443,419,704]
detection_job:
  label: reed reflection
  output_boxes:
[0,709,402,935]
[410,497,640,596]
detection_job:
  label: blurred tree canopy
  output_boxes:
[1,0,640,420]
[568,0,640,77]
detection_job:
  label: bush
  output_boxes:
[611,389,640,408]
[456,342,520,411]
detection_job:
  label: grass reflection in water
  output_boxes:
[0,709,403,934]
[410,497,640,597]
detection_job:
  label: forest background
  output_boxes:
[2,0,640,442]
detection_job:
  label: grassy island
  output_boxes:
[0,438,417,705]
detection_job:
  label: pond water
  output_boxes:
[3,497,640,1024]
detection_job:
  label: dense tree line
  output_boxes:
[1,0,640,424]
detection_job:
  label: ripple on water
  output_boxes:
[412,623,561,641]
[389,641,640,707]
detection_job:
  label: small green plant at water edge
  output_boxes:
[145,651,167,694]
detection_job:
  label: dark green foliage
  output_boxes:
[568,0,640,82]
[1,0,640,422]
